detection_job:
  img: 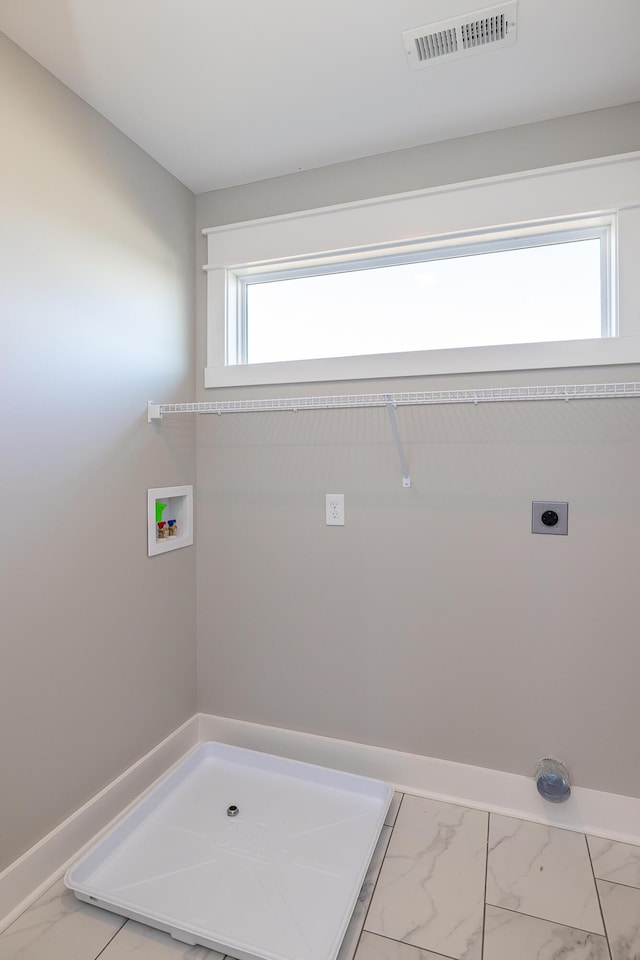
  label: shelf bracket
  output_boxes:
[385,397,411,488]
[148,401,163,423]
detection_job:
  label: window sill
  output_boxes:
[204,336,640,389]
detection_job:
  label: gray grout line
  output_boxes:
[92,917,129,960]
[350,914,367,956]
[485,903,610,940]
[480,811,491,960]
[361,930,457,960]
[392,792,404,825]
[591,876,640,892]
[585,834,613,960]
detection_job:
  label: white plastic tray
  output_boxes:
[65,742,392,960]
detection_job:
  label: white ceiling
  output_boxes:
[1,0,639,195]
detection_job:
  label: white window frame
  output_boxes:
[203,153,640,388]
[230,220,614,367]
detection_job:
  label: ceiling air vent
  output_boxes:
[403,1,517,69]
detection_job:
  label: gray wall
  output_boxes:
[197,102,640,227]
[195,104,640,797]
[0,35,197,870]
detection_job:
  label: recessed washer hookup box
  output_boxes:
[66,741,393,960]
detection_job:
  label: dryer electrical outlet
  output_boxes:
[532,501,568,535]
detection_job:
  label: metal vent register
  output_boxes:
[403,1,517,68]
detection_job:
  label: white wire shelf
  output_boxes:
[148,381,640,421]
[148,381,640,489]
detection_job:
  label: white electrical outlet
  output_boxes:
[326,494,345,526]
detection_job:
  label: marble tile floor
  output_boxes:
[2,791,639,960]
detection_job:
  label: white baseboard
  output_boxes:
[4,712,640,936]
[0,715,199,934]
[198,714,640,847]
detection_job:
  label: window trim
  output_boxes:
[203,153,640,389]
[230,219,614,367]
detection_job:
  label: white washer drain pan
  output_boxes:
[66,741,392,960]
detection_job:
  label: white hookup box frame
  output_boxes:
[147,485,193,556]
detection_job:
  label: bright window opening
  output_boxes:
[238,229,609,366]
